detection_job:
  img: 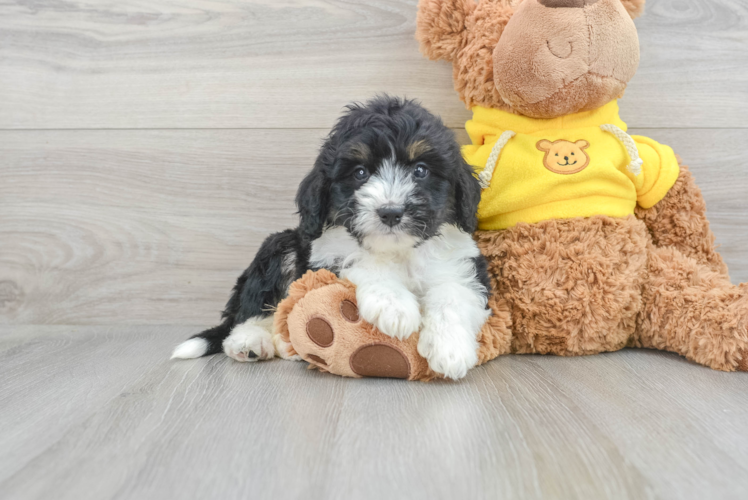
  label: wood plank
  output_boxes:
[0,325,747,499]
[0,0,469,130]
[621,0,748,129]
[0,129,318,325]
[535,351,748,500]
[2,128,747,325]
[1,0,746,130]
[0,325,197,484]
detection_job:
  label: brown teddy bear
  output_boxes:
[275,0,748,379]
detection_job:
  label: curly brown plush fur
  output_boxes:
[418,0,516,111]
[476,216,648,356]
[477,211,748,371]
[635,245,748,371]
[416,0,476,62]
[635,163,728,276]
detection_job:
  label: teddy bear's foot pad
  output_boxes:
[349,344,411,379]
[306,318,334,347]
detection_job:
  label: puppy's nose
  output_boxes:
[377,207,404,227]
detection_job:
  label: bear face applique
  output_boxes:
[536,139,591,175]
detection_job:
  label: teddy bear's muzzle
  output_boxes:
[492,0,639,119]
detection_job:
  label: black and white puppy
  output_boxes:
[172,96,491,379]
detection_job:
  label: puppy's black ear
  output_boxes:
[295,161,330,240]
[454,159,481,233]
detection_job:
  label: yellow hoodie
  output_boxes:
[462,100,680,230]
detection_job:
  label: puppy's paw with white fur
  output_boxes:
[272,333,303,361]
[357,286,421,340]
[417,324,478,380]
[223,321,275,362]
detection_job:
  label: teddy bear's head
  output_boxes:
[417,0,645,118]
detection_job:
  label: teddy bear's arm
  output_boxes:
[635,164,728,276]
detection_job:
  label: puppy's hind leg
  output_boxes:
[223,314,303,362]
[222,229,307,362]
[272,330,302,361]
[223,316,276,362]
[172,228,306,362]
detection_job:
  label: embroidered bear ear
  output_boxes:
[536,139,553,152]
[575,140,590,150]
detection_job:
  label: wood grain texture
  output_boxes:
[0,0,468,130]
[1,325,747,500]
[1,0,747,130]
[0,129,318,325]
[2,128,747,326]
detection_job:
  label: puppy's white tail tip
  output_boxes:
[171,338,208,359]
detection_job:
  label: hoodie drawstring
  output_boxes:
[600,124,643,176]
[479,130,516,189]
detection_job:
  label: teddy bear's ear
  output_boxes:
[620,0,646,19]
[575,140,590,150]
[416,0,477,62]
[536,140,552,152]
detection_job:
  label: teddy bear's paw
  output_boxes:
[417,324,478,380]
[286,282,430,380]
[223,318,275,362]
[356,285,421,341]
[349,343,411,379]
[304,302,411,378]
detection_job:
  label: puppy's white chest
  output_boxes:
[309,227,359,271]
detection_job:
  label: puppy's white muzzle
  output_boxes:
[353,163,417,243]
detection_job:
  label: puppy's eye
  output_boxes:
[353,166,369,181]
[413,163,429,179]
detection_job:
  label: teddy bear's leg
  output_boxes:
[635,164,728,276]
[275,270,432,380]
[476,293,513,365]
[476,217,648,357]
[634,243,748,372]
[274,270,511,381]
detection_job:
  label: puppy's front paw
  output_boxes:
[273,334,303,361]
[357,286,421,340]
[417,324,478,380]
[223,321,274,362]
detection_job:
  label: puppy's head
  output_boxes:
[296,96,480,252]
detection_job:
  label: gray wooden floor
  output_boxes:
[2,326,748,500]
[1,1,748,499]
